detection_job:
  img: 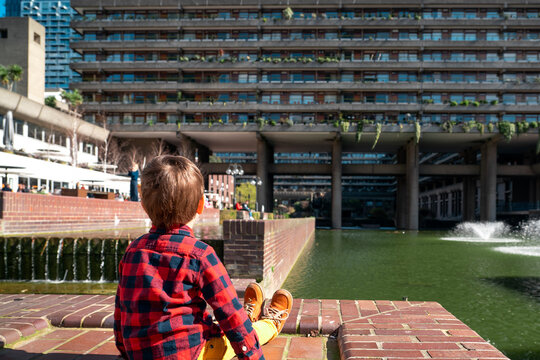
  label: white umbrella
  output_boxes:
[2,111,14,151]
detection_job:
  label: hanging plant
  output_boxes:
[356,121,364,143]
[497,121,516,142]
[399,123,403,132]
[415,121,421,143]
[462,122,471,133]
[537,127,540,155]
[256,117,266,130]
[487,122,495,133]
[283,7,294,20]
[442,120,454,133]
[341,121,350,132]
[516,121,530,135]
[372,123,382,149]
[529,121,538,129]
[477,122,485,135]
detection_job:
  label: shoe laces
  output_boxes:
[244,299,256,317]
[262,306,289,327]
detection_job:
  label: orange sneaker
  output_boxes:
[244,282,264,322]
[262,289,293,333]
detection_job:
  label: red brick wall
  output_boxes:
[0,192,149,234]
[223,218,315,294]
[0,192,220,234]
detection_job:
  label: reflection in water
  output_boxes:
[483,277,540,301]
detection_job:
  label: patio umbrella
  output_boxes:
[2,111,14,151]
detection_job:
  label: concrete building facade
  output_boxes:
[0,17,45,103]
[69,0,540,229]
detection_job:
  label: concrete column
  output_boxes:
[257,134,273,213]
[331,134,342,229]
[396,177,407,229]
[405,140,419,230]
[462,150,477,221]
[480,140,497,221]
[536,177,540,209]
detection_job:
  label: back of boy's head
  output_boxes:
[141,155,204,228]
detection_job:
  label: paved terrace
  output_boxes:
[0,293,508,359]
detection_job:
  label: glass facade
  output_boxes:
[19,0,81,89]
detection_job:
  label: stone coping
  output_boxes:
[0,293,508,359]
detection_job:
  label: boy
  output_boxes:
[114,155,292,360]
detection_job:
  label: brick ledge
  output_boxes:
[0,294,508,359]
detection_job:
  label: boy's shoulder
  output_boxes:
[134,230,213,258]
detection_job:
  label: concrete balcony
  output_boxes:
[71,60,540,72]
[82,101,422,113]
[73,79,540,93]
[71,39,540,51]
[71,17,540,32]
[423,103,540,113]
[71,0,538,11]
[82,100,540,114]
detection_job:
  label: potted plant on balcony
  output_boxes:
[283,7,294,20]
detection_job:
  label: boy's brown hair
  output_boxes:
[141,155,204,228]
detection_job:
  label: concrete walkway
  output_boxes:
[0,294,509,359]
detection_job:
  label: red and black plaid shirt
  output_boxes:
[114,225,264,360]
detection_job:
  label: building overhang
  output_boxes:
[0,88,109,143]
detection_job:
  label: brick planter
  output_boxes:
[222,218,316,295]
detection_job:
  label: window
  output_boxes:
[526,94,538,105]
[33,32,41,44]
[486,31,499,41]
[290,94,302,104]
[341,73,354,82]
[303,94,314,104]
[377,73,389,82]
[502,94,516,104]
[270,94,280,104]
[486,52,499,61]
[324,94,337,103]
[451,32,464,41]
[465,32,476,41]
[486,10,499,19]
[375,93,388,103]
[0,29,7,38]
[451,10,464,18]
[503,52,516,62]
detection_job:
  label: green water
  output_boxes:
[283,230,540,360]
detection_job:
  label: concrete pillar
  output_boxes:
[395,148,407,229]
[405,140,419,230]
[257,134,273,213]
[462,150,477,221]
[480,140,497,221]
[536,177,540,209]
[331,134,342,229]
[396,177,407,229]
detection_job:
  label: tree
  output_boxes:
[45,96,57,108]
[0,64,23,92]
[60,89,84,167]
[60,89,83,112]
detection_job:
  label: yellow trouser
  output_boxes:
[197,320,277,360]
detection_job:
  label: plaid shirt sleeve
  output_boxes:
[198,247,265,360]
[113,289,128,359]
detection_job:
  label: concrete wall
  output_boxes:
[0,17,45,104]
[223,217,315,294]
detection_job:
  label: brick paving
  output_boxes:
[0,294,509,359]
